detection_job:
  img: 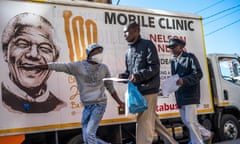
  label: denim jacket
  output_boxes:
[123,37,160,95]
[171,52,203,107]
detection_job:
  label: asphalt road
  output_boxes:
[214,139,240,144]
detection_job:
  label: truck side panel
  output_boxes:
[0,0,213,136]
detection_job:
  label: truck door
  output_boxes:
[218,57,240,109]
[217,56,240,140]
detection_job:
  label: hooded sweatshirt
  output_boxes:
[48,60,115,105]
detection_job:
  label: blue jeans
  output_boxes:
[82,104,108,144]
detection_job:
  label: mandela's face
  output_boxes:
[5,26,57,88]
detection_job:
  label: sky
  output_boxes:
[111,0,240,54]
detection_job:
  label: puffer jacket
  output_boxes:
[171,52,203,107]
[123,37,160,95]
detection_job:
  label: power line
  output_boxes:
[205,18,240,37]
[116,0,120,5]
[195,0,224,14]
[203,4,240,20]
[204,8,240,25]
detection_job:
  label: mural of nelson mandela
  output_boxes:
[1,12,66,113]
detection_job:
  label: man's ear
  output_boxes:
[183,48,187,52]
[3,54,8,62]
[134,28,138,33]
[2,46,8,62]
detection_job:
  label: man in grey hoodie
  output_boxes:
[24,43,124,144]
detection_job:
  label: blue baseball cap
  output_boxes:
[86,43,103,56]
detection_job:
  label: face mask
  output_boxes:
[90,53,103,63]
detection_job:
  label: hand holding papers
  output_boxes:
[161,74,180,97]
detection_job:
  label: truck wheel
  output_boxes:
[67,134,83,144]
[219,114,240,141]
[201,118,212,130]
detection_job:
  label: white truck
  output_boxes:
[0,0,240,143]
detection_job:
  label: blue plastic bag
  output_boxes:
[127,81,148,114]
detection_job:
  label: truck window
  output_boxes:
[219,57,240,85]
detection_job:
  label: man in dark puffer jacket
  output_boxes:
[119,22,178,144]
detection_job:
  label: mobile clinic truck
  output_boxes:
[0,0,240,143]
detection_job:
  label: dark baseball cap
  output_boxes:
[167,38,186,49]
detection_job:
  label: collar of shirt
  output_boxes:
[3,76,50,103]
[174,52,183,62]
[128,36,141,46]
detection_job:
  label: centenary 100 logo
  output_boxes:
[63,10,98,62]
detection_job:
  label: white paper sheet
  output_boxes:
[124,90,129,116]
[161,74,180,97]
[102,77,129,82]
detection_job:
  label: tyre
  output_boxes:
[201,117,212,130]
[219,114,240,141]
[67,134,83,144]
